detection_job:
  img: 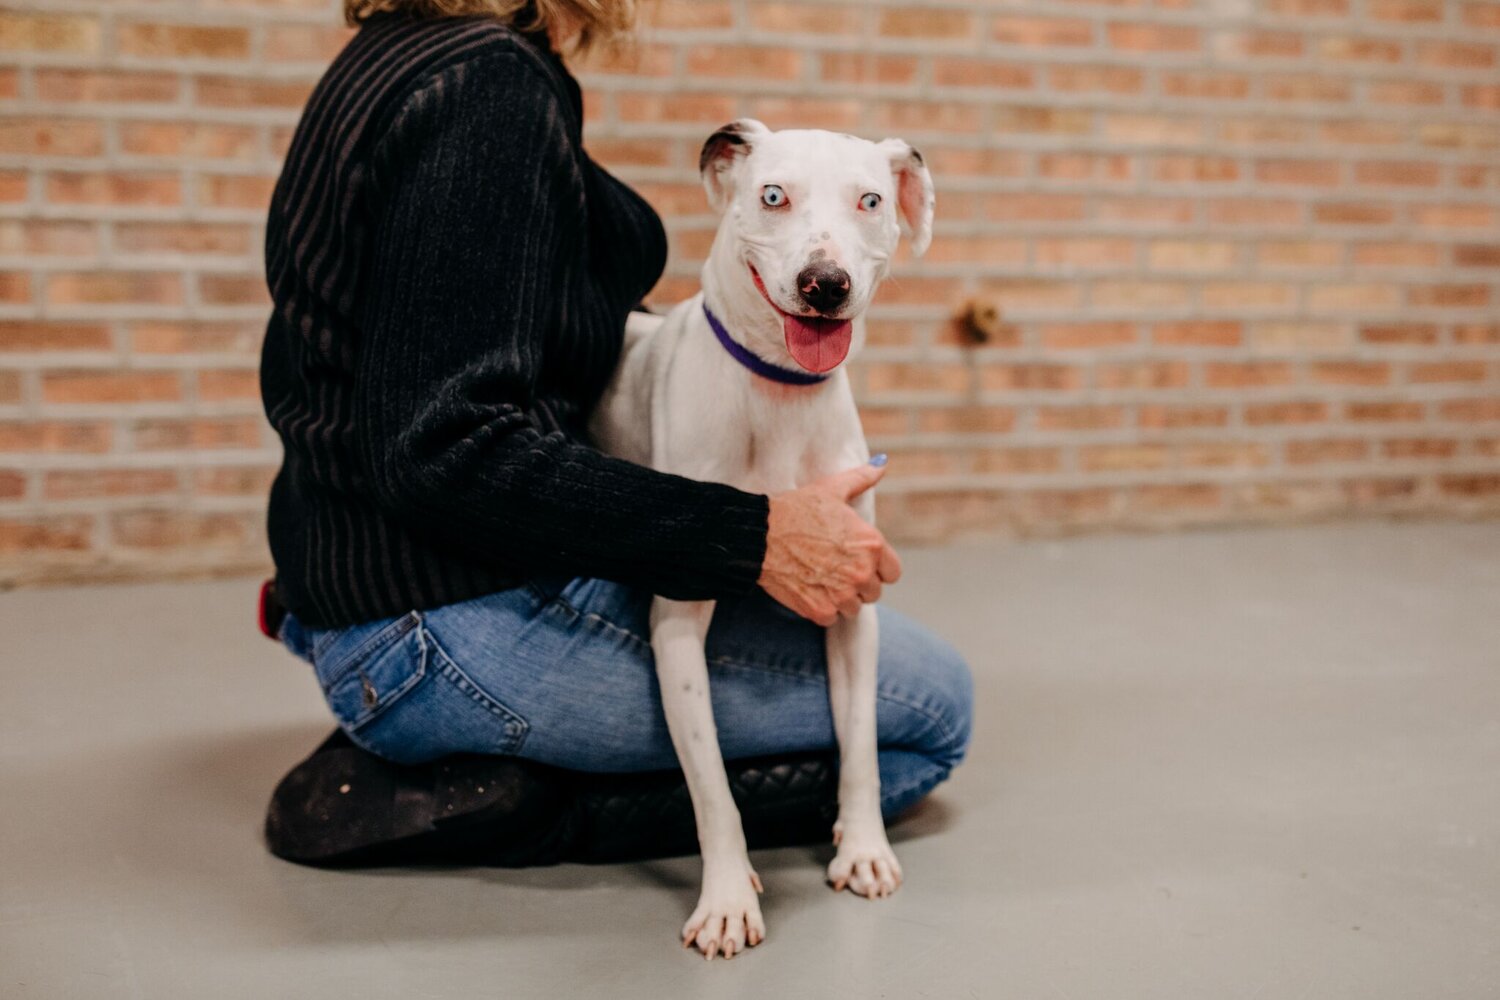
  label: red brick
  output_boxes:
[1347,401,1425,422]
[1205,362,1296,388]
[196,76,314,109]
[1246,401,1329,425]
[197,175,276,211]
[1309,361,1391,385]
[1359,323,1439,345]
[1287,439,1369,463]
[1417,40,1497,68]
[1369,0,1444,20]
[198,369,260,401]
[1033,239,1135,270]
[917,407,1017,434]
[0,118,103,157]
[195,466,276,496]
[119,23,250,60]
[0,516,94,553]
[1409,361,1487,383]
[1454,324,1500,344]
[1080,444,1170,472]
[748,97,864,130]
[1438,475,1500,498]
[1354,161,1442,186]
[131,417,264,451]
[878,8,975,39]
[1368,80,1445,105]
[1138,405,1230,430]
[1257,159,1342,186]
[1352,242,1443,267]
[617,93,738,125]
[1161,71,1250,99]
[1318,36,1402,61]
[820,54,918,86]
[1440,398,1500,421]
[1153,321,1242,347]
[264,24,354,62]
[1036,405,1128,431]
[1109,23,1200,52]
[0,321,111,352]
[647,0,734,30]
[1153,156,1240,183]
[47,272,182,307]
[992,16,1094,47]
[43,371,181,405]
[1096,362,1191,390]
[1411,204,1496,229]
[114,223,252,257]
[1315,201,1396,226]
[1049,65,1145,94]
[47,173,180,206]
[1264,74,1351,102]
[45,469,178,500]
[1382,438,1458,460]
[981,365,1084,392]
[34,69,178,103]
[933,59,1035,90]
[685,46,801,80]
[1179,442,1273,468]
[1039,322,1137,350]
[973,448,1061,475]
[119,123,259,161]
[0,13,101,55]
[1130,484,1223,513]
[865,363,970,396]
[1408,284,1490,308]
[749,3,862,34]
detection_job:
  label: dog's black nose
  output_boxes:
[796,262,851,314]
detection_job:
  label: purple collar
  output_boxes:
[703,302,830,387]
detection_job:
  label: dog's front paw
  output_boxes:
[827,824,902,899]
[682,860,766,960]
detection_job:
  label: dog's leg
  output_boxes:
[651,596,765,959]
[825,604,901,897]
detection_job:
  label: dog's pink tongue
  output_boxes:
[783,315,852,374]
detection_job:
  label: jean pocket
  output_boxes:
[314,611,427,735]
[314,609,531,764]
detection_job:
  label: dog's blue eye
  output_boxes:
[761,185,787,208]
[859,192,882,212]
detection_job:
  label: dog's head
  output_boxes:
[699,119,934,375]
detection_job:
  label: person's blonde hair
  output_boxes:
[343,0,638,53]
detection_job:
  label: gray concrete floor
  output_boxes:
[2,521,1498,999]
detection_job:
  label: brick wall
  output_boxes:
[1,0,1497,585]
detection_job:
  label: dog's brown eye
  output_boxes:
[859,192,881,211]
[761,185,787,208]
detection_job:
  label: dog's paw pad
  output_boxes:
[681,869,766,960]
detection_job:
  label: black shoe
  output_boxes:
[264,730,574,868]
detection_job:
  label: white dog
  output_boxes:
[590,119,934,959]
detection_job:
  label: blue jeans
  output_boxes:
[280,576,974,820]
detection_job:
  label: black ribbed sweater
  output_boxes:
[259,13,769,629]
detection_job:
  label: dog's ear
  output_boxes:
[699,118,769,213]
[877,138,935,257]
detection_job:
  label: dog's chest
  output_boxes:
[705,389,859,495]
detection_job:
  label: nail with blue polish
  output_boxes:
[869,453,888,467]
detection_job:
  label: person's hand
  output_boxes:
[758,459,902,626]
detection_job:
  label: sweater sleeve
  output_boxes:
[352,51,769,599]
